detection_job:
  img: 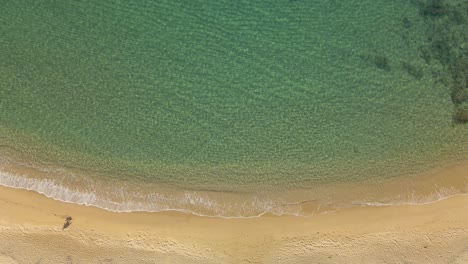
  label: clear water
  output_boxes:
[0,0,467,217]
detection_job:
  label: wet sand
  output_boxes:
[1,162,468,263]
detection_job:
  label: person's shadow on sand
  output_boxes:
[63,216,72,230]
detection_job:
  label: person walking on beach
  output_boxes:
[63,216,73,230]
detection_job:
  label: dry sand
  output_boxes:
[0,162,468,263]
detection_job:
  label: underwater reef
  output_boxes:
[416,0,468,125]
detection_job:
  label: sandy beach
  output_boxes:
[2,0,468,263]
[0,162,467,263]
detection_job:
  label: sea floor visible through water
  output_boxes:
[1,0,468,217]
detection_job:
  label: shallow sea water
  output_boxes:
[0,0,467,217]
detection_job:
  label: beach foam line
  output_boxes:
[2,166,468,219]
[351,187,468,208]
[0,169,308,218]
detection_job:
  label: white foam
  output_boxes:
[0,170,304,218]
[1,169,466,218]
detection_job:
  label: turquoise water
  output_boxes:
[0,0,467,216]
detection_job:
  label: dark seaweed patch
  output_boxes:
[454,107,468,124]
[402,62,424,80]
[373,55,391,71]
[449,55,468,124]
[416,0,468,125]
[450,57,468,104]
[402,17,412,28]
[421,0,448,18]
[430,39,452,65]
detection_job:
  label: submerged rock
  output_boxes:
[454,106,468,124]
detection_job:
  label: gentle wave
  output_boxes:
[0,170,307,218]
[1,168,467,219]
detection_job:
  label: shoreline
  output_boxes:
[1,182,468,263]
[0,158,467,263]
[0,158,467,218]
